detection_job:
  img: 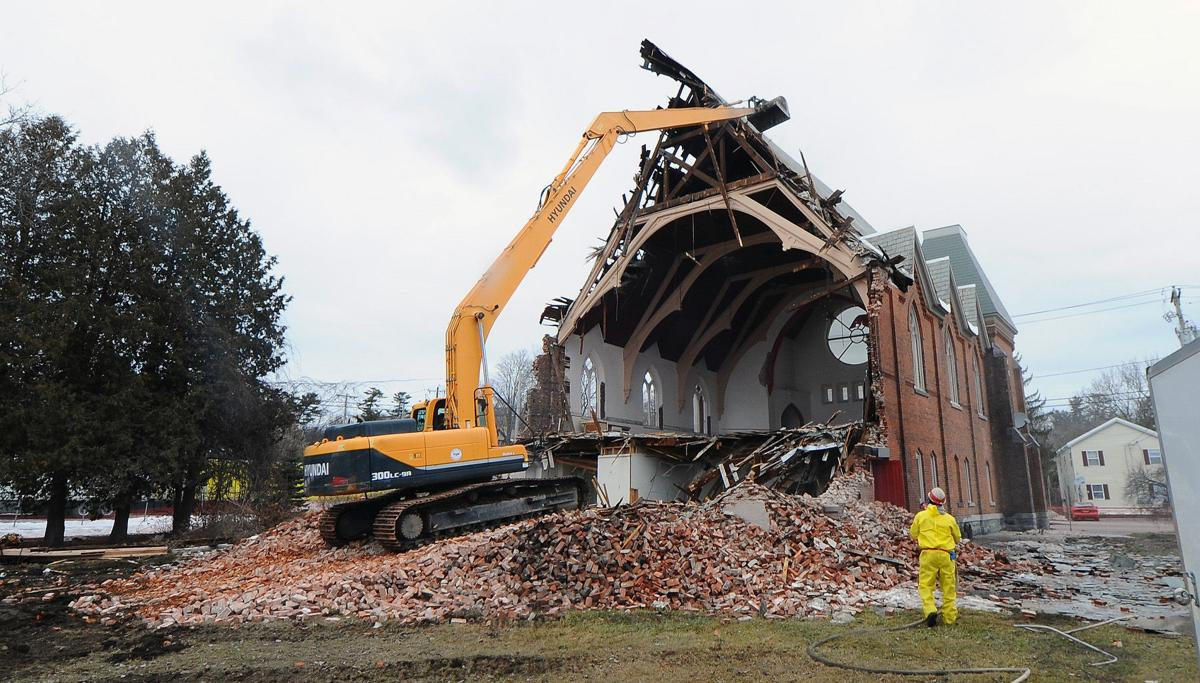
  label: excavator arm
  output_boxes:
[443,99,789,435]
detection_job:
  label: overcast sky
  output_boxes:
[4,1,1198,412]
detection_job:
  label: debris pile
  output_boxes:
[682,423,867,500]
[72,472,1041,628]
[984,536,1187,622]
[534,421,881,502]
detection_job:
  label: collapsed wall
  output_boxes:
[522,334,572,437]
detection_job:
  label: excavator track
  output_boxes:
[371,477,586,552]
[318,494,391,547]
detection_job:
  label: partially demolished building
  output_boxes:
[523,41,1047,534]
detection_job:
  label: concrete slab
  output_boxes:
[721,499,771,531]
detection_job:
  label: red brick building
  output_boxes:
[866,226,1047,533]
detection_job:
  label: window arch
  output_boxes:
[929,452,939,488]
[909,307,926,391]
[916,449,926,503]
[642,370,660,428]
[781,403,803,429]
[580,357,598,417]
[692,384,710,434]
[945,327,959,404]
[963,458,974,504]
[985,462,996,505]
[972,353,985,416]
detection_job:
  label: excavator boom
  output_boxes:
[304,95,789,550]
[444,99,789,432]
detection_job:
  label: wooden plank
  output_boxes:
[1,545,170,560]
[703,125,743,246]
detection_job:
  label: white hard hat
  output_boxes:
[928,487,946,505]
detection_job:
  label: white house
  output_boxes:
[1056,417,1164,515]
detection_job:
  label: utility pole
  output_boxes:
[1166,286,1198,347]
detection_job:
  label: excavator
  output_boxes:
[303,94,791,550]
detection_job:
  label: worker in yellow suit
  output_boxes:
[909,486,961,627]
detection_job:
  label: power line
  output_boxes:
[1017,299,1163,324]
[1035,389,1148,402]
[1032,361,1150,379]
[1012,287,1169,318]
[267,377,442,386]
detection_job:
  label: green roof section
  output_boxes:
[920,224,1017,331]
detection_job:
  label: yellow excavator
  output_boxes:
[303,95,790,550]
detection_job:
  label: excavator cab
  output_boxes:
[410,399,448,431]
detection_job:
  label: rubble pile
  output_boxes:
[986,537,1186,621]
[72,472,1040,628]
[532,421,882,503]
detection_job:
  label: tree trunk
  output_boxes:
[44,472,69,547]
[171,484,183,528]
[173,462,201,534]
[109,491,132,543]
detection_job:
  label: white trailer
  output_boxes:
[1148,339,1200,669]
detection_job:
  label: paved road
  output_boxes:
[978,513,1178,543]
[1049,514,1178,537]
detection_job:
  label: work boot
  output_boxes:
[925,612,938,628]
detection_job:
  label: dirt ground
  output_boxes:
[2,555,1196,683]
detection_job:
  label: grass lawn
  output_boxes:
[14,609,1196,682]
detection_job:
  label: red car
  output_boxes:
[1070,502,1100,521]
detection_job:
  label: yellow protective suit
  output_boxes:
[909,504,962,624]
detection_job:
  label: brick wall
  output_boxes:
[871,270,1011,533]
[981,334,1046,529]
[522,335,572,437]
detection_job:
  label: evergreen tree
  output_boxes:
[358,387,386,422]
[390,391,412,418]
[1017,355,1057,500]
[0,116,291,543]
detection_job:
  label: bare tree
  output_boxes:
[0,73,32,129]
[491,349,535,443]
[1075,361,1155,427]
[1125,464,1170,516]
[1046,359,1157,451]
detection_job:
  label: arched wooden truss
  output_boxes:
[547,39,885,421]
[557,180,872,413]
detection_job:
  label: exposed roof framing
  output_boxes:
[545,41,904,414]
[563,41,880,339]
[560,183,870,339]
[665,260,827,404]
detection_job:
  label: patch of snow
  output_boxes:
[1,515,173,540]
[938,297,950,311]
[856,238,883,257]
[868,586,1007,614]
[967,321,980,335]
